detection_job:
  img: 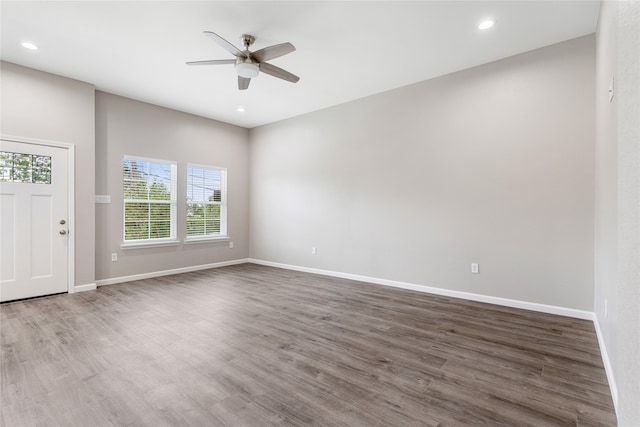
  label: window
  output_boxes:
[0,151,51,184]
[186,164,227,239]
[123,157,177,242]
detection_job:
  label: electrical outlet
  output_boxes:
[111,253,118,262]
[311,247,317,255]
[229,241,234,249]
[471,263,479,274]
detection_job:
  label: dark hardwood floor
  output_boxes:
[1,264,616,426]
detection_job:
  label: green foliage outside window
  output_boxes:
[186,202,221,236]
[0,151,51,184]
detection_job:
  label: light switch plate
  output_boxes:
[95,195,111,204]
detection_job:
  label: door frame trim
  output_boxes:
[1,134,76,294]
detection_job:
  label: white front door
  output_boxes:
[0,140,69,302]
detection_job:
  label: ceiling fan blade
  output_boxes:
[203,31,246,58]
[238,76,251,90]
[259,62,300,83]
[251,42,296,62]
[186,59,236,66]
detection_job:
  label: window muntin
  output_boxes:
[0,151,51,184]
[123,157,177,242]
[186,164,227,239]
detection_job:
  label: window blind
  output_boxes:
[186,164,227,238]
[123,157,177,241]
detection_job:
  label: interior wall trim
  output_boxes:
[593,314,619,415]
[95,258,250,286]
[74,283,97,293]
[248,258,594,320]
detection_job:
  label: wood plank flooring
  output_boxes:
[1,264,616,426]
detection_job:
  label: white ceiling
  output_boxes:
[1,1,600,129]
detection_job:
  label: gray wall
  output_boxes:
[250,36,595,311]
[595,1,640,424]
[0,61,96,288]
[95,92,250,280]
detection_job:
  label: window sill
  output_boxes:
[120,239,181,250]
[184,236,229,245]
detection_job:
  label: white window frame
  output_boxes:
[121,155,178,248]
[185,163,228,243]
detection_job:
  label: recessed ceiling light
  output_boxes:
[478,20,495,30]
[21,42,38,50]
[237,107,245,112]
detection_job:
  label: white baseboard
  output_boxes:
[248,258,594,320]
[95,258,250,286]
[74,283,97,293]
[593,315,619,416]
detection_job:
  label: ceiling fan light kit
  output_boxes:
[186,31,299,90]
[235,59,259,78]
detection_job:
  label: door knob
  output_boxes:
[59,230,67,235]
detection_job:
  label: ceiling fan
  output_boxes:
[186,31,300,90]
